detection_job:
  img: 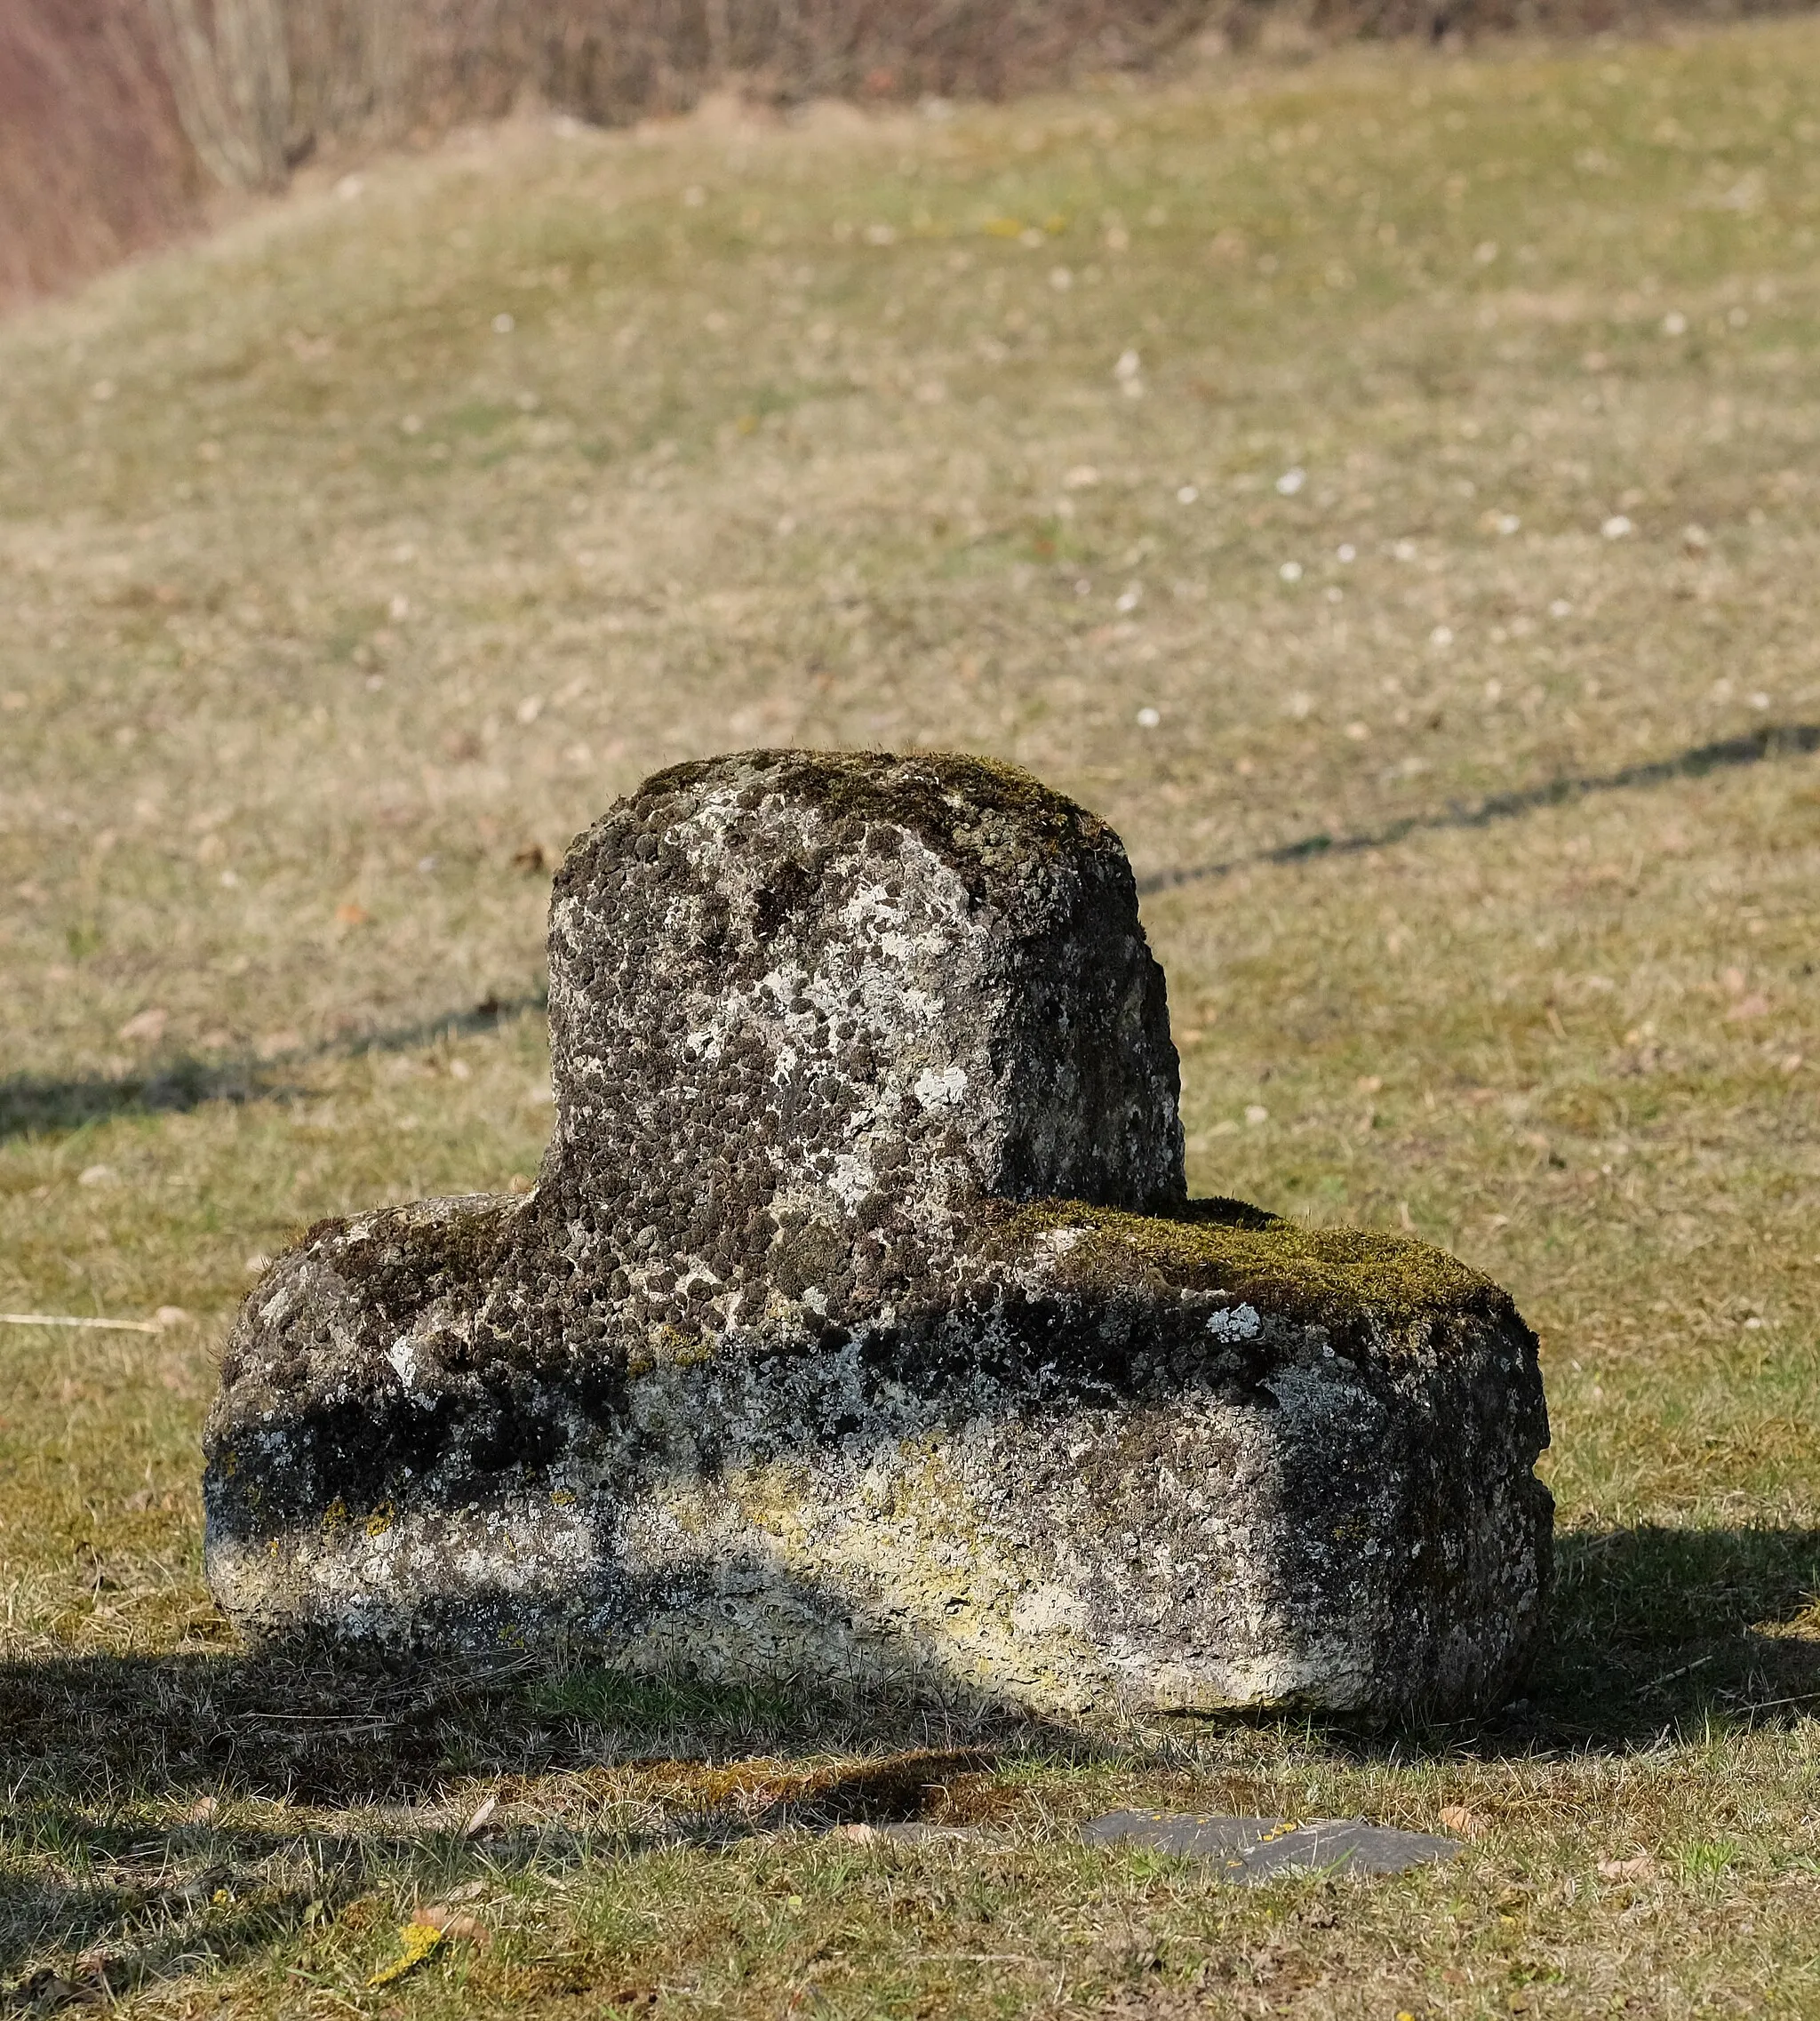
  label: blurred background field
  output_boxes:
[6,0,1815,310]
[2,17,1818,2016]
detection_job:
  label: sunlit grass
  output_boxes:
[2,20,1818,2016]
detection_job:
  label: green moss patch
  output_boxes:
[994,1196,1512,1334]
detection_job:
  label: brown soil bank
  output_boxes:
[0,0,1810,313]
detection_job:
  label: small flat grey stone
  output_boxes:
[1082,1810,1460,1882]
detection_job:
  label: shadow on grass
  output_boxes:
[1509,1522,1820,1749]
[0,1525,1814,2001]
[0,1652,1034,2007]
[1137,721,1820,896]
[0,992,548,1146]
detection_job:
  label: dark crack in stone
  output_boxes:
[204,748,1552,1716]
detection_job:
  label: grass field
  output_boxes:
[4,19,1820,2016]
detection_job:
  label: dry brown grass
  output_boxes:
[7,0,1817,313]
[2,20,1818,2015]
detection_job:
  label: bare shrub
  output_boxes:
[262,0,1220,158]
[0,0,200,308]
[3,0,1813,308]
[148,0,291,190]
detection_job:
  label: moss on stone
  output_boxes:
[992,1195,1511,1335]
[636,748,1114,876]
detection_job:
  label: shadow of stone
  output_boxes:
[0,1633,1062,2006]
[0,993,547,1145]
[0,1629,1070,1816]
[1137,722,1820,896]
[1135,1523,1820,1761]
[4,1528,1811,1809]
[1518,1522,1820,1746]
[2,1525,1811,1998]
[1308,1522,1820,1761]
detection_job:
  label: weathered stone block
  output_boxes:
[204,750,1551,1715]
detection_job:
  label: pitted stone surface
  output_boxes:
[204,749,1553,1715]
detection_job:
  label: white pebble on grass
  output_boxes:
[492,313,515,335]
[1601,515,1634,539]
[1276,467,1306,496]
[1279,561,1304,583]
[1431,625,1455,648]
[1136,706,1161,729]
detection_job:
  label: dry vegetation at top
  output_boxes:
[2,20,1818,2017]
[5,0,1816,310]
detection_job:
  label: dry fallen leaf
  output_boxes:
[1439,1804,1488,1839]
[830,1822,881,1842]
[463,1793,499,1837]
[419,1903,491,1945]
[334,902,371,926]
[1597,1853,1657,1881]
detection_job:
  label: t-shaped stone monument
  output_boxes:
[205,750,1552,1714]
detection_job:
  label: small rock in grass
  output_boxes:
[1082,1809,1462,1881]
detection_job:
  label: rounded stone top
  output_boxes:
[542,749,1184,1257]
